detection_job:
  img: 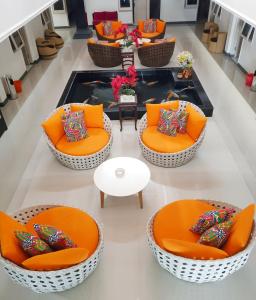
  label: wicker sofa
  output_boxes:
[138,39,176,67]
[137,19,166,40]
[95,21,125,42]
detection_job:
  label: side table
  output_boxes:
[121,51,134,70]
[118,97,138,131]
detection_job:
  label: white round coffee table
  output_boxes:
[93,157,151,209]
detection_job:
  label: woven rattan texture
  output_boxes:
[88,43,122,67]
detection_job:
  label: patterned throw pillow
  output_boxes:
[144,19,156,33]
[34,224,76,250]
[191,208,234,235]
[103,21,113,36]
[177,110,189,134]
[199,220,233,248]
[62,111,88,142]
[158,109,180,136]
[15,231,52,257]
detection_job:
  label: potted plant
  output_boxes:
[176,51,194,79]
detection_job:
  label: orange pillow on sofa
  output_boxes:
[0,211,29,265]
[223,204,255,256]
[186,104,207,141]
[41,107,65,146]
[22,248,89,271]
[156,19,165,33]
[71,104,104,128]
[162,238,229,260]
[26,206,99,257]
[146,101,179,126]
[138,20,144,32]
[111,21,122,32]
[95,23,104,36]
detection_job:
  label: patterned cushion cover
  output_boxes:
[103,21,113,36]
[144,19,156,33]
[62,111,88,142]
[191,208,234,235]
[199,220,233,248]
[177,110,189,134]
[157,109,180,136]
[15,231,52,257]
[34,224,76,250]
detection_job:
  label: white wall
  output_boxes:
[214,7,231,32]
[238,35,256,72]
[160,0,198,22]
[0,38,26,80]
[84,0,133,25]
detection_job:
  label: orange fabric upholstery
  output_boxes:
[142,42,157,47]
[104,42,119,47]
[186,104,207,141]
[111,21,122,32]
[95,23,104,36]
[56,128,109,156]
[162,238,229,260]
[0,211,29,265]
[142,126,195,153]
[223,204,255,256]
[102,33,125,40]
[87,38,96,44]
[146,101,179,126]
[26,206,99,257]
[153,200,214,249]
[42,107,65,146]
[166,37,176,43]
[141,32,160,39]
[138,20,144,32]
[156,19,166,33]
[71,104,104,128]
[22,248,89,271]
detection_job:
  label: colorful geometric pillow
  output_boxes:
[144,19,156,33]
[62,111,88,142]
[157,109,180,136]
[103,21,113,36]
[15,231,52,257]
[199,220,233,248]
[34,224,76,250]
[190,208,234,235]
[177,110,189,134]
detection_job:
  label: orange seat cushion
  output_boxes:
[103,33,125,40]
[166,37,176,43]
[56,128,109,156]
[156,19,166,33]
[22,248,89,271]
[146,101,179,126]
[141,32,159,38]
[162,238,229,260]
[95,23,104,36]
[71,104,104,128]
[142,42,157,47]
[153,200,214,249]
[26,207,99,257]
[42,107,65,146]
[186,104,207,141]
[87,38,96,44]
[142,126,195,153]
[223,204,255,256]
[0,212,29,265]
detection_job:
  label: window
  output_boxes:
[248,27,255,42]
[53,0,66,13]
[213,4,219,15]
[184,0,198,8]
[41,9,51,25]
[9,30,24,52]
[217,7,222,18]
[241,23,251,38]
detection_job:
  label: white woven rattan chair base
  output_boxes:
[0,205,104,293]
[44,104,113,170]
[147,200,256,283]
[138,101,206,168]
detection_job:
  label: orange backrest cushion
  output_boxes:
[26,206,99,257]
[146,101,179,126]
[162,238,229,260]
[186,104,207,141]
[96,23,104,35]
[41,107,65,146]
[87,38,96,44]
[156,19,166,33]
[138,20,144,32]
[112,21,122,32]
[153,200,214,249]
[71,104,104,128]
[223,204,255,256]
[0,211,29,265]
[22,248,89,271]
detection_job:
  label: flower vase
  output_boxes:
[182,68,192,79]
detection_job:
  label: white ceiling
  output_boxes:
[215,0,256,26]
[0,0,57,43]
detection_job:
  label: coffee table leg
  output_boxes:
[138,191,143,209]
[100,191,105,208]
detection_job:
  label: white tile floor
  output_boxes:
[0,25,256,299]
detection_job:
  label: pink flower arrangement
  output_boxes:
[115,25,142,48]
[129,28,142,47]
[111,66,138,101]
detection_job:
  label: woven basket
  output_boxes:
[138,101,206,168]
[147,200,256,283]
[0,205,104,293]
[43,103,113,170]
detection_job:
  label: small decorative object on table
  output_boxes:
[177,51,194,79]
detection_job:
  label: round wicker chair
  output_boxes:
[137,19,166,40]
[147,200,256,283]
[88,43,122,68]
[0,205,104,293]
[138,41,176,67]
[138,101,206,168]
[43,103,113,170]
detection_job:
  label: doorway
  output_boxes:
[133,0,149,23]
[150,0,161,19]
[197,0,210,21]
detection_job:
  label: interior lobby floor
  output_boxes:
[0,24,256,299]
